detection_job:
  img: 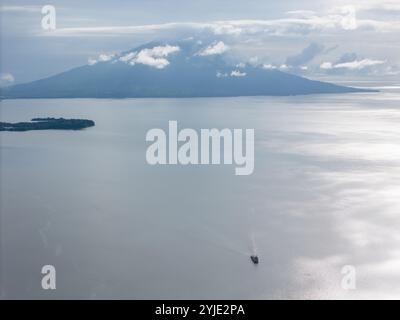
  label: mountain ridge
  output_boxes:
[0,40,374,99]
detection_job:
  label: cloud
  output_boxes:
[384,65,400,76]
[119,45,180,69]
[320,58,386,70]
[0,73,15,86]
[285,43,324,67]
[43,6,400,38]
[211,24,242,36]
[216,71,228,78]
[134,46,180,68]
[88,53,117,65]
[88,58,97,65]
[216,70,247,78]
[88,45,180,69]
[358,1,400,13]
[118,52,136,63]
[335,59,386,70]
[329,5,357,30]
[230,70,246,77]
[0,5,40,13]
[197,41,229,56]
[262,64,292,71]
[320,53,386,72]
[285,10,317,18]
[262,64,277,70]
[320,62,333,70]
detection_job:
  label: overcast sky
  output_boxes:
[1,0,399,85]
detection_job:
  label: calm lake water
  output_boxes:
[1,83,400,299]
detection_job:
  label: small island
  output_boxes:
[0,117,95,131]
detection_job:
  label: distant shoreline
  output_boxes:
[0,88,378,101]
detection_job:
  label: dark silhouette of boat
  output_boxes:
[250,255,259,264]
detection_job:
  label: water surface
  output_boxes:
[1,84,400,299]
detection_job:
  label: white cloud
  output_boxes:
[335,59,385,70]
[119,52,136,63]
[262,64,277,70]
[330,5,358,30]
[0,73,15,86]
[88,58,97,65]
[320,59,385,70]
[216,71,228,78]
[358,1,400,12]
[197,41,229,56]
[40,7,400,39]
[135,48,170,69]
[279,64,289,70]
[0,5,40,13]
[320,62,333,69]
[89,45,180,69]
[285,10,317,18]
[384,65,400,76]
[119,45,180,69]
[98,53,116,62]
[88,53,116,65]
[230,70,246,77]
[263,63,306,72]
[211,24,242,35]
[1,73,15,82]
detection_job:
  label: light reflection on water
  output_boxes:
[1,84,400,299]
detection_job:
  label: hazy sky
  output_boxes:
[1,0,399,84]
